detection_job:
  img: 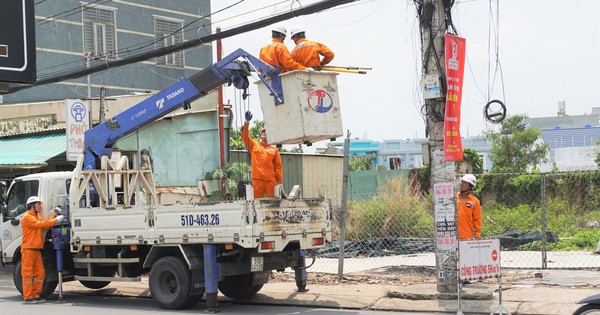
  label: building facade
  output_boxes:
[1,0,212,104]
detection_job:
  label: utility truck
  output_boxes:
[0,49,333,310]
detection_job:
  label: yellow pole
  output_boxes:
[320,68,367,74]
[323,65,372,70]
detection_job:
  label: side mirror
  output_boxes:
[10,219,19,226]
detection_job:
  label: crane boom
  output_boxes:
[83,49,283,170]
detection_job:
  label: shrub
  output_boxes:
[346,176,433,240]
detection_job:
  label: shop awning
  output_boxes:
[0,132,66,168]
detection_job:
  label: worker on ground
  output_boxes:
[21,196,64,304]
[290,26,335,70]
[241,111,283,198]
[457,174,482,239]
[259,24,307,73]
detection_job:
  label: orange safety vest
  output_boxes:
[241,123,283,184]
[259,38,306,73]
[291,38,335,68]
[21,210,56,249]
[456,192,482,239]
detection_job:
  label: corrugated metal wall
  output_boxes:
[302,155,343,208]
[230,150,343,207]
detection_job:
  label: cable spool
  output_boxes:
[483,99,506,124]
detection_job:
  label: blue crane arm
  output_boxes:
[83,48,283,170]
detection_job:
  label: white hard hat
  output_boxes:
[26,196,42,207]
[461,174,477,188]
[290,26,305,38]
[271,24,287,36]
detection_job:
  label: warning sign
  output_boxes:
[459,238,501,280]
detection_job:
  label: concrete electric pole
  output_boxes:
[417,0,459,293]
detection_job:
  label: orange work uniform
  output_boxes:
[241,122,283,198]
[291,38,334,69]
[21,210,56,301]
[259,38,307,73]
[456,192,482,239]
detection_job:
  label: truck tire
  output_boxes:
[13,259,58,299]
[149,256,192,310]
[218,273,263,299]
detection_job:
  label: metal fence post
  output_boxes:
[541,174,548,269]
[338,130,350,279]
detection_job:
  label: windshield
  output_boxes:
[6,180,40,218]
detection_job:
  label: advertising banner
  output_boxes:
[459,238,501,280]
[443,34,466,161]
[66,99,89,161]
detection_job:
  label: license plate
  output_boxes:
[250,256,264,272]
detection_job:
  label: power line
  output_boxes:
[13,0,357,92]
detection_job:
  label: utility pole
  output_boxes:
[417,0,458,293]
[99,86,106,122]
[85,51,93,128]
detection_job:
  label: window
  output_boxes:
[82,5,116,57]
[5,180,39,218]
[389,157,402,170]
[154,17,184,67]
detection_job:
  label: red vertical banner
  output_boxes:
[444,34,466,161]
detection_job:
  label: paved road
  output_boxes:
[0,266,447,315]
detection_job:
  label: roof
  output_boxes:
[540,127,600,149]
[524,115,598,130]
[0,132,66,168]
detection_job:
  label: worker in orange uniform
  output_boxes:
[242,111,283,198]
[21,196,64,304]
[457,174,482,239]
[290,26,334,70]
[259,24,307,73]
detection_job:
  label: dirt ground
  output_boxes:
[270,265,540,287]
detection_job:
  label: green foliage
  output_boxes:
[346,176,433,240]
[462,148,483,174]
[205,162,251,198]
[348,156,373,171]
[229,120,265,151]
[482,196,600,251]
[596,139,600,168]
[484,114,549,173]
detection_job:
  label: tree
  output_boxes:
[462,148,483,174]
[348,156,373,171]
[229,120,264,151]
[484,114,549,173]
[595,139,600,168]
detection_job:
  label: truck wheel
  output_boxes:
[149,256,192,310]
[218,273,263,299]
[13,259,58,299]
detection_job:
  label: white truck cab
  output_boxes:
[1,172,72,265]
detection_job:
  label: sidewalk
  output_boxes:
[54,268,599,315]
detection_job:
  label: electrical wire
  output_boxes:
[36,1,245,79]
[36,0,297,80]
[37,0,112,26]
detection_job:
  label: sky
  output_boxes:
[209,0,600,144]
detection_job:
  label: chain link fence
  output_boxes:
[324,171,600,275]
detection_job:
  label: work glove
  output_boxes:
[312,66,321,71]
[306,67,315,72]
[54,215,65,224]
[52,207,62,216]
[245,111,253,122]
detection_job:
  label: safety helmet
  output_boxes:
[26,196,42,207]
[290,26,305,38]
[271,24,287,37]
[461,174,477,188]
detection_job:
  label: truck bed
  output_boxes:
[70,198,332,252]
